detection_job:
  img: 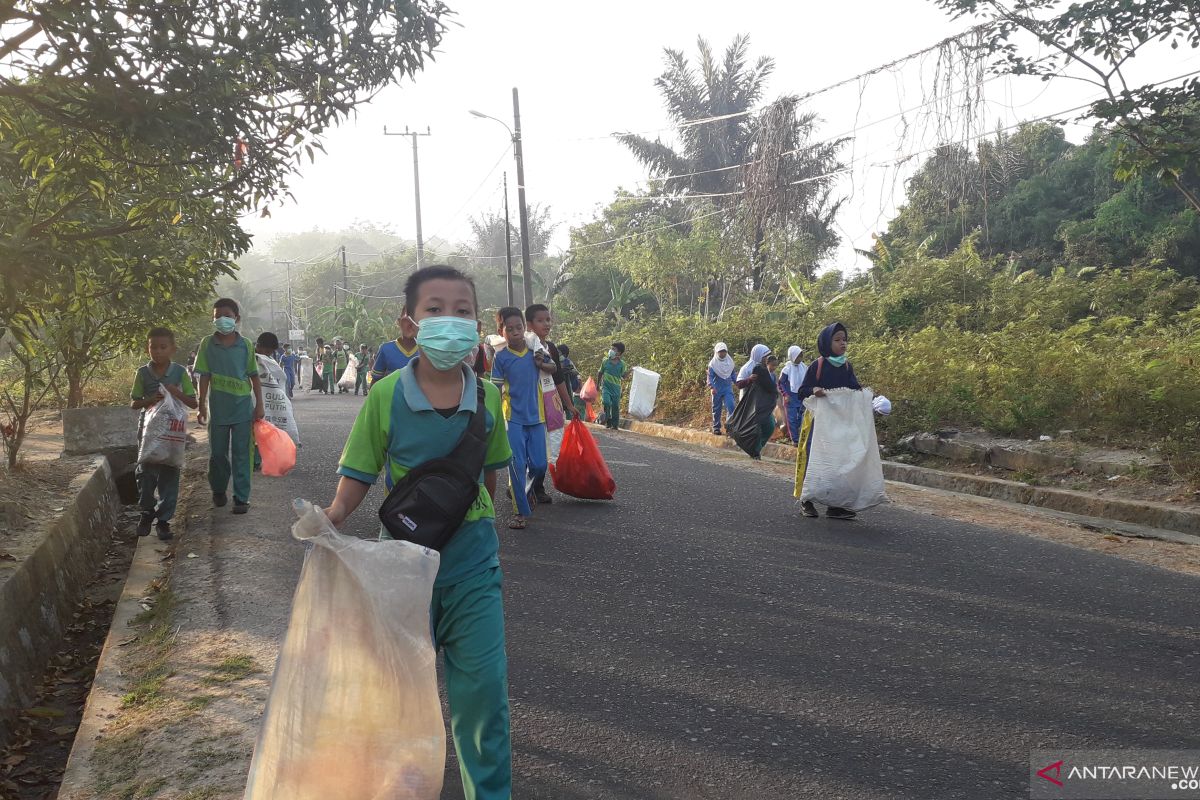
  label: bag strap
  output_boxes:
[446,378,489,474]
[815,357,824,384]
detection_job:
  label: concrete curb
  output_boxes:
[0,457,120,748]
[613,418,1200,543]
[55,525,171,799]
[56,439,207,799]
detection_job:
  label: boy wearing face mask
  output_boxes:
[195,298,264,514]
[325,265,514,799]
[491,307,546,530]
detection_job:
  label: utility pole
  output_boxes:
[273,259,297,332]
[384,125,432,268]
[503,172,514,306]
[340,246,348,306]
[511,88,533,306]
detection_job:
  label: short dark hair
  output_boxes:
[213,297,239,316]
[612,342,625,354]
[525,303,550,322]
[147,327,175,344]
[257,331,279,351]
[498,306,524,325]
[403,264,478,317]
[558,344,570,357]
[316,337,324,345]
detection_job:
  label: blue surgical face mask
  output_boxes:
[607,349,618,360]
[214,316,237,334]
[826,353,847,367]
[415,316,480,372]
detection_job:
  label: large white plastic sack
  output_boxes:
[627,367,660,420]
[243,501,445,800]
[256,355,301,445]
[800,388,888,512]
[137,388,188,468]
[337,357,359,391]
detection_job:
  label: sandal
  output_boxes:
[508,517,527,530]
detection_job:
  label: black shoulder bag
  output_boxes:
[378,378,489,551]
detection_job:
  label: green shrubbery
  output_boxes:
[556,241,1200,481]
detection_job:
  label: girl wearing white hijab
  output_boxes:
[732,343,778,458]
[707,342,737,434]
[778,345,807,443]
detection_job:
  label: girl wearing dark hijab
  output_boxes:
[793,322,862,520]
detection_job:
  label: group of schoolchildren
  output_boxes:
[132,298,329,542]
[708,322,864,520]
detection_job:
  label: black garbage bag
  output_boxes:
[727,385,768,457]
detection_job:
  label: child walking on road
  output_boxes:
[130,327,198,540]
[324,264,514,800]
[778,345,806,443]
[794,322,863,521]
[492,307,547,529]
[195,298,263,514]
[707,342,737,435]
[597,342,629,430]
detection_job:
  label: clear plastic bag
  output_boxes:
[337,360,359,391]
[137,388,188,468]
[800,389,888,511]
[244,501,445,800]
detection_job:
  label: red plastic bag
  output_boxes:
[549,419,615,500]
[254,419,297,477]
[579,377,599,402]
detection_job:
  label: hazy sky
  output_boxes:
[241,0,1197,272]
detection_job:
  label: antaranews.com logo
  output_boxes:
[1031,750,1200,799]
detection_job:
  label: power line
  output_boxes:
[568,23,996,143]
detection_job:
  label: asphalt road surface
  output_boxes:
[236,390,1200,800]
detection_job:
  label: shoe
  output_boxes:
[827,507,857,520]
[137,513,154,537]
[801,501,818,518]
[156,521,172,541]
[534,489,553,505]
[213,492,228,508]
[232,500,250,515]
[712,430,722,436]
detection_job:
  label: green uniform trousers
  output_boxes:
[208,419,253,502]
[602,387,621,429]
[432,566,512,800]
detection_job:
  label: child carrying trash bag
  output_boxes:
[793,322,886,520]
[727,344,778,459]
[248,266,516,800]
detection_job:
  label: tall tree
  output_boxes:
[618,36,843,290]
[934,0,1200,211]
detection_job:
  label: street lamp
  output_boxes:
[470,88,534,307]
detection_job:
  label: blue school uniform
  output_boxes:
[707,365,736,433]
[492,346,546,517]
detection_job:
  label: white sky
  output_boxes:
[241,0,1198,273]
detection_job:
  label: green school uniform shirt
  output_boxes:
[337,360,513,587]
[131,362,195,402]
[599,358,629,395]
[194,334,258,425]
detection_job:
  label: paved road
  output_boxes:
[205,390,1200,800]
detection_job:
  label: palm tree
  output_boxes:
[618,35,773,199]
[619,36,845,292]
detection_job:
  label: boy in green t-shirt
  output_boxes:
[596,341,629,430]
[130,327,198,540]
[195,298,263,514]
[324,264,514,800]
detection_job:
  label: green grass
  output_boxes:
[203,654,261,684]
[185,694,215,711]
[93,729,145,794]
[134,776,169,798]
